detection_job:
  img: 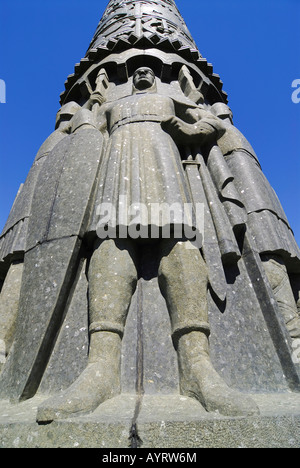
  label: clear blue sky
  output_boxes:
[0,0,299,244]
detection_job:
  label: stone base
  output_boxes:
[0,393,300,448]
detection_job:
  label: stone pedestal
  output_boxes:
[0,393,299,448]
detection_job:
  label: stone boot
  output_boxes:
[177,330,260,417]
[36,331,122,422]
[262,256,300,339]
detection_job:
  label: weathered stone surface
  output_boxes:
[26,128,103,252]
[0,262,23,371]
[208,256,294,393]
[0,159,44,276]
[121,276,179,395]
[0,237,82,401]
[121,249,293,397]
[0,393,300,448]
[137,395,300,449]
[38,259,89,395]
[45,128,103,241]
[1,160,44,236]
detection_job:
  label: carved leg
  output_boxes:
[0,261,23,373]
[158,239,259,416]
[262,255,300,339]
[37,238,138,422]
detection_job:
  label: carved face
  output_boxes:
[133,67,156,91]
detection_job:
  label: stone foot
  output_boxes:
[36,361,120,422]
[178,332,259,417]
[180,357,260,417]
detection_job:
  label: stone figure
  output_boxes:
[0,86,105,401]
[0,102,80,372]
[1,0,300,434]
[36,67,259,421]
[211,103,300,343]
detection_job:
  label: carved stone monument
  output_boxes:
[0,0,300,448]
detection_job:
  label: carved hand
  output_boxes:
[87,91,106,110]
[161,116,225,146]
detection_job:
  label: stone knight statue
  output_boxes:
[0,0,299,424]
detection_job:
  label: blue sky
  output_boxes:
[0,0,299,244]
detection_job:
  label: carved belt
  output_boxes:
[110,115,163,134]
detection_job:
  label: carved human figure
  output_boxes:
[0,97,106,405]
[0,103,80,373]
[0,102,80,266]
[37,67,259,421]
[211,103,300,342]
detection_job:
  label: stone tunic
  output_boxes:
[91,92,196,239]
[0,128,69,276]
[221,131,300,272]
